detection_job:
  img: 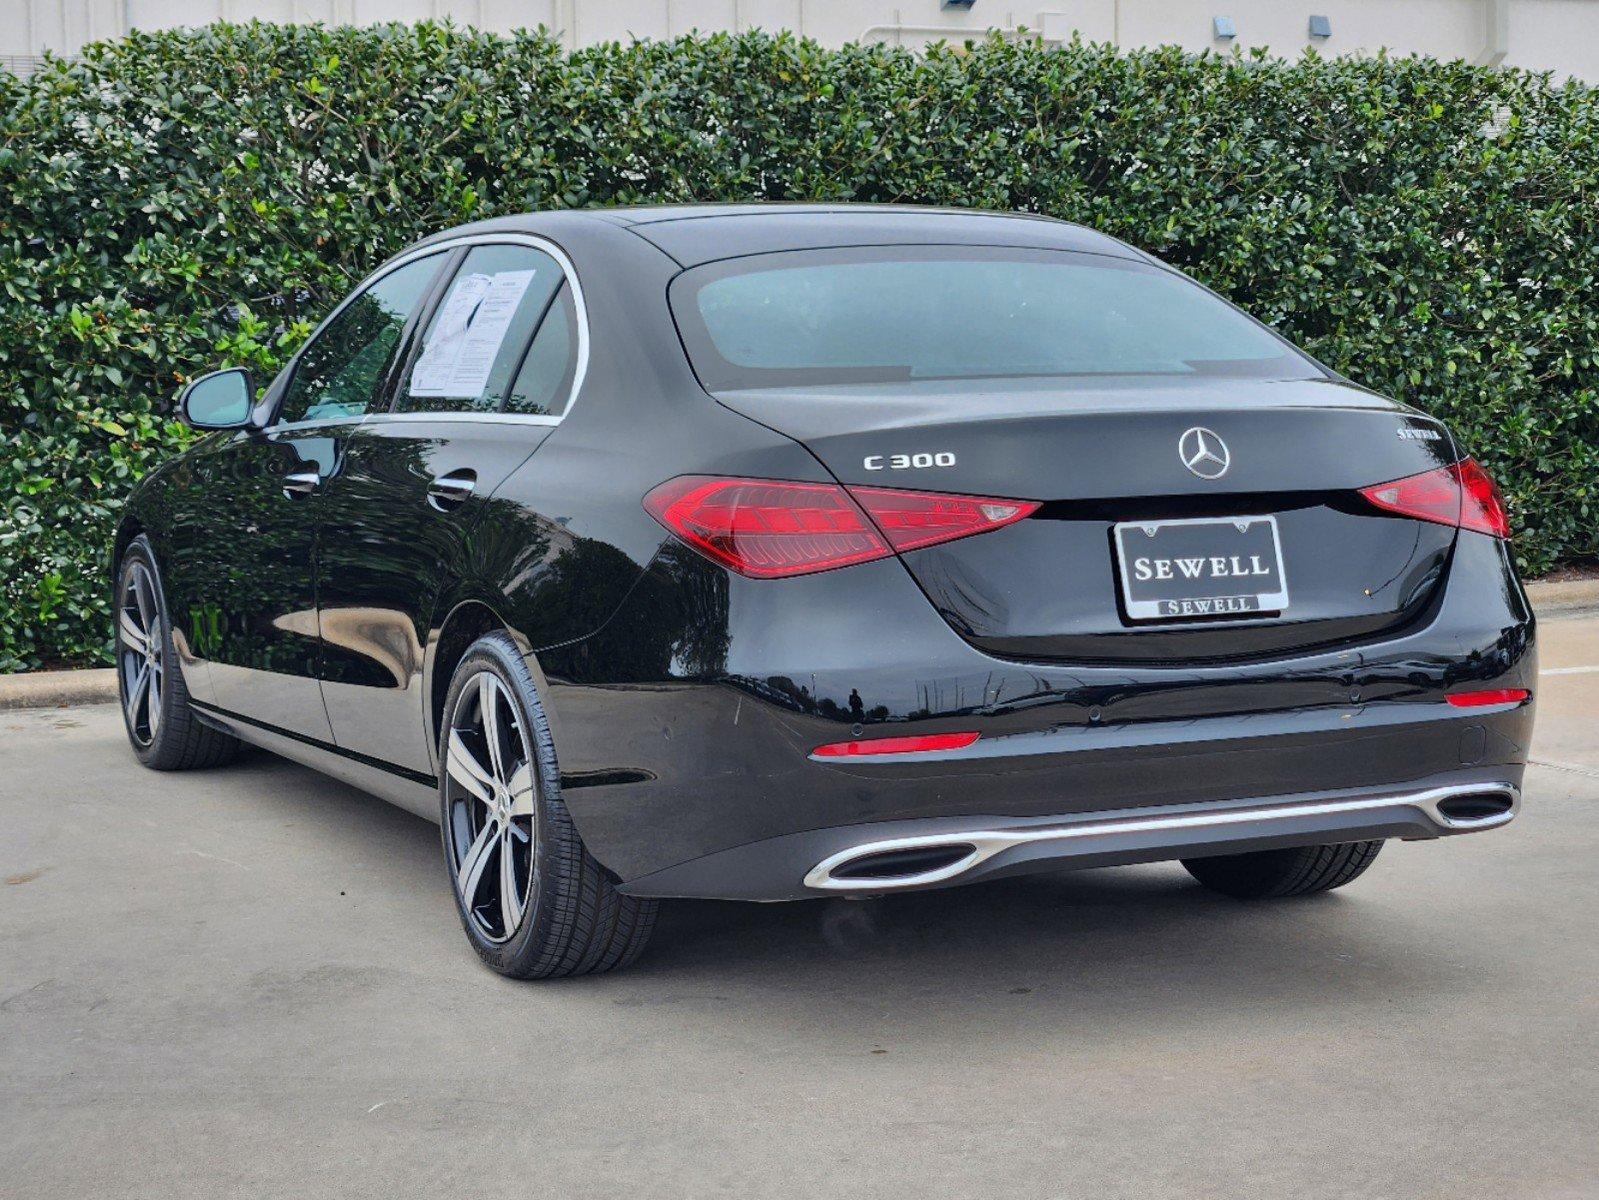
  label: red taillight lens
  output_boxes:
[1445,688,1530,708]
[1359,458,1510,539]
[812,731,981,758]
[849,486,1039,553]
[643,477,884,578]
[1454,458,1512,539]
[644,476,1038,578]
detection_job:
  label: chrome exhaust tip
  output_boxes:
[828,844,978,882]
[805,836,995,891]
[1426,787,1519,829]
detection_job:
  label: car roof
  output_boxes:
[602,203,1144,266]
[419,203,1146,268]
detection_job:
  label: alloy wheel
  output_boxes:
[118,561,164,747]
[444,672,537,943]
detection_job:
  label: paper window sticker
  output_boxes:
[432,270,537,399]
[410,273,493,397]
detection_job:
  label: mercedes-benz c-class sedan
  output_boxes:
[115,204,1535,977]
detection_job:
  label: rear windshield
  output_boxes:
[670,246,1322,391]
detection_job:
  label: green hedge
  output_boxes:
[3,23,1597,669]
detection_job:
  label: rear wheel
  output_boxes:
[439,632,656,978]
[115,536,241,770]
[1182,840,1383,899]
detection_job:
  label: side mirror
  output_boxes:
[180,368,256,430]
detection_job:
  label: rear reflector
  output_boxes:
[1359,458,1511,539]
[812,731,981,758]
[1445,688,1530,708]
[644,475,1037,578]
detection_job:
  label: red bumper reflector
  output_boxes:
[812,731,981,758]
[1445,688,1530,708]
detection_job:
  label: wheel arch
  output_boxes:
[424,597,545,769]
[112,457,181,576]
[112,515,147,577]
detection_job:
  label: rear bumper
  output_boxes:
[541,530,1535,892]
[620,771,1521,900]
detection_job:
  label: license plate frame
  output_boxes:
[1113,514,1290,622]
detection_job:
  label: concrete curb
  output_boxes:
[0,668,118,711]
[1525,578,1599,618]
[2,579,1596,711]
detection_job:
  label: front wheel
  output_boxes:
[115,536,240,771]
[439,632,656,978]
[1182,840,1384,899]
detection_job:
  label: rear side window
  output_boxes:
[505,283,577,416]
[670,246,1321,391]
[395,244,564,414]
[277,253,444,424]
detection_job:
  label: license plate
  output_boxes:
[1113,515,1289,621]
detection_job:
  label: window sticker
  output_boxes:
[410,269,537,398]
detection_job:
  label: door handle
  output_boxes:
[427,469,478,512]
[282,469,321,497]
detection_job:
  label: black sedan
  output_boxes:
[115,204,1536,977]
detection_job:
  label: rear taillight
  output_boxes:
[643,478,882,578]
[1359,458,1510,539]
[1455,459,1513,538]
[849,486,1039,554]
[643,476,1037,579]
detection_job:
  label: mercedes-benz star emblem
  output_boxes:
[1179,427,1230,480]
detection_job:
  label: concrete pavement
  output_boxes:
[3,618,1597,1198]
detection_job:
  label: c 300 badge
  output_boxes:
[863,451,957,470]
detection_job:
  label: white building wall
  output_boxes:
[1508,0,1599,75]
[4,0,1597,78]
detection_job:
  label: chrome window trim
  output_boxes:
[258,415,369,435]
[360,411,563,428]
[266,232,590,433]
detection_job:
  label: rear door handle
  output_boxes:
[282,469,321,497]
[427,469,478,511]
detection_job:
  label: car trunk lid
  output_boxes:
[713,377,1461,663]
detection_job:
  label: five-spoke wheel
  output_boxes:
[118,559,164,747]
[114,537,240,771]
[444,673,537,943]
[438,633,657,977]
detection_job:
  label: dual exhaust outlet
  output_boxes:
[803,783,1520,892]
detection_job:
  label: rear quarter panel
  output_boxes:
[418,217,834,765]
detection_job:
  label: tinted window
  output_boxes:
[278,253,443,424]
[396,244,564,414]
[505,283,577,417]
[672,247,1320,391]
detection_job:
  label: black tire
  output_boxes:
[1182,840,1384,899]
[438,631,656,979]
[115,536,242,771]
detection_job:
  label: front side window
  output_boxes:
[670,246,1322,392]
[395,244,566,414]
[277,253,444,425]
